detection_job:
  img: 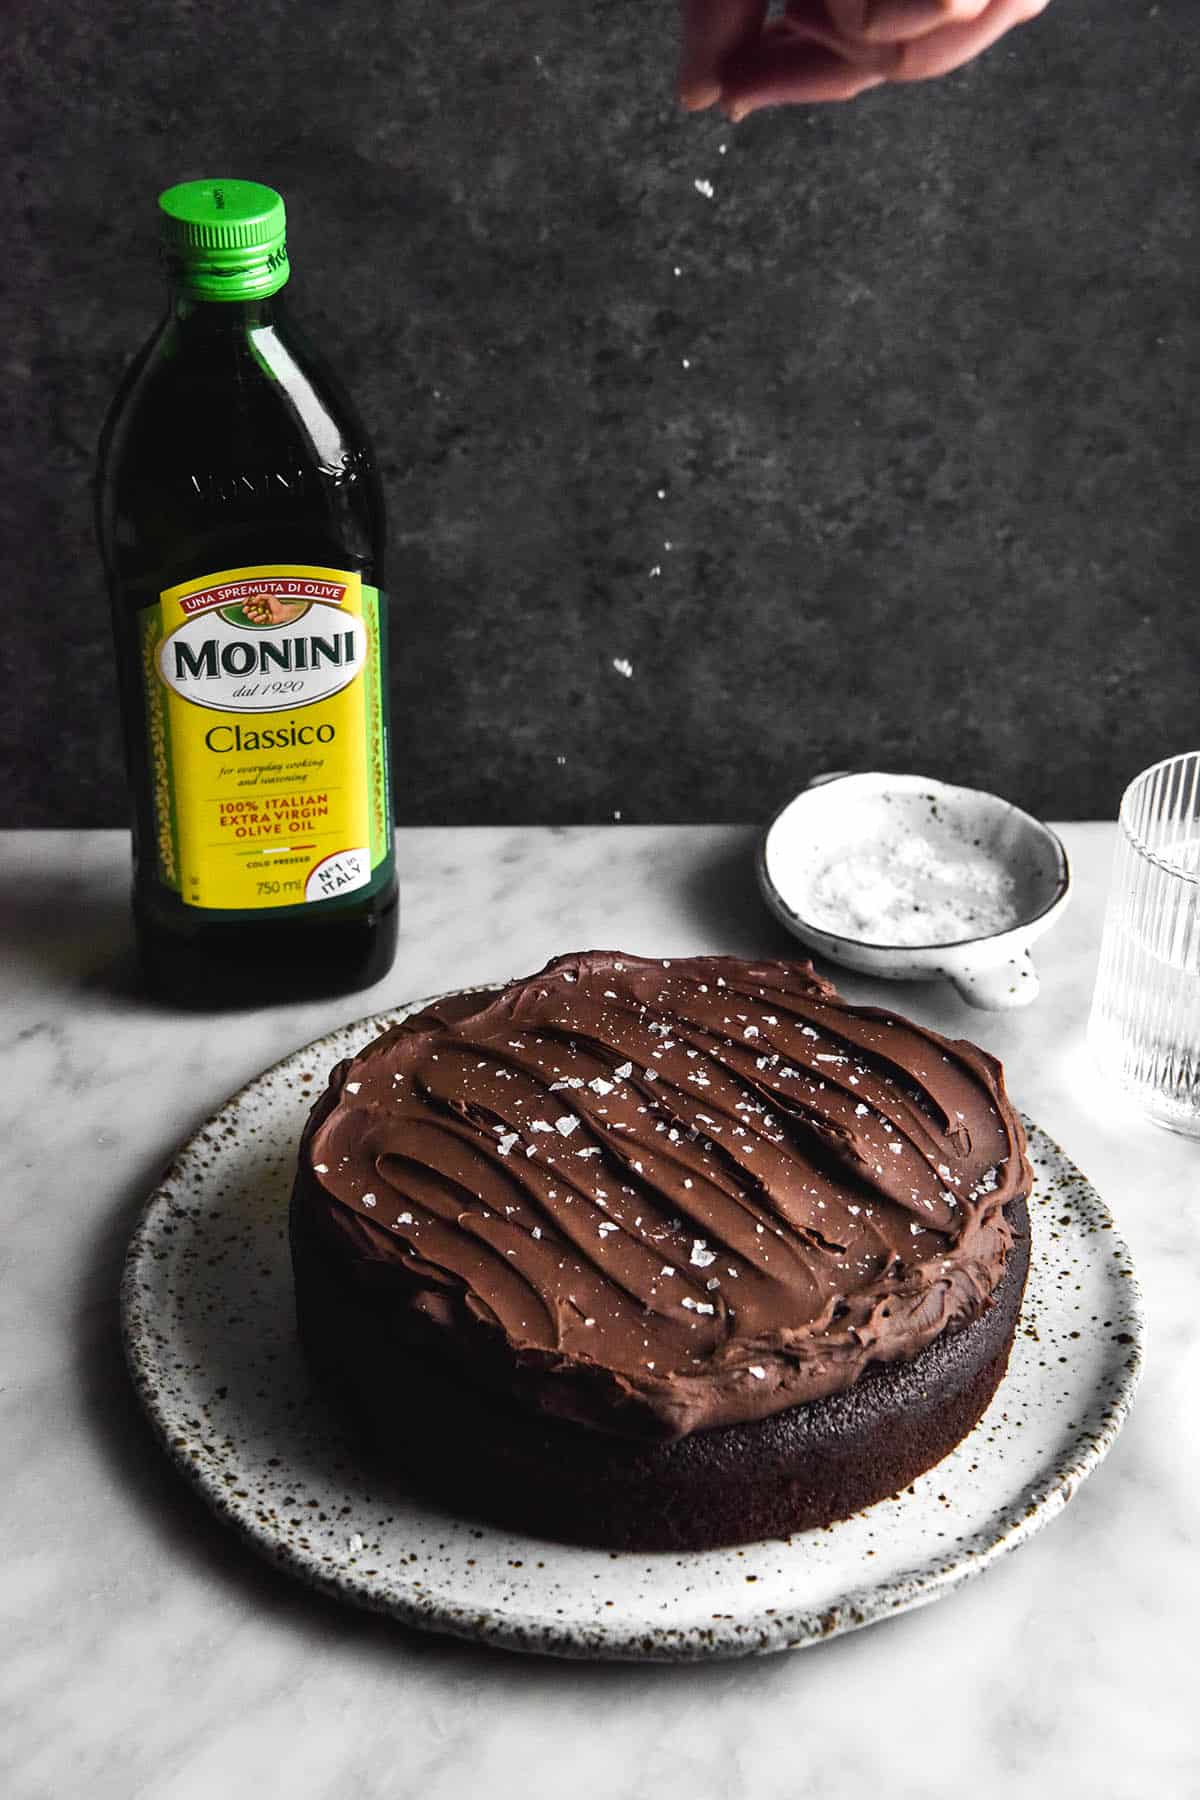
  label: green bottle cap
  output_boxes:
[158,179,290,302]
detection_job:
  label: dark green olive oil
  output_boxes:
[96,179,397,1007]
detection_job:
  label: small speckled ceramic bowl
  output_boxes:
[759,772,1072,1010]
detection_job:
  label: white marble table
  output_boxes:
[2,826,1196,1799]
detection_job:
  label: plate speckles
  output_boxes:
[120,994,1144,1663]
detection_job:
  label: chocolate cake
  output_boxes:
[290,952,1031,1551]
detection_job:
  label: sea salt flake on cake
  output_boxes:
[313,1163,329,1173]
[555,1115,579,1137]
[589,1078,614,1095]
[690,1240,716,1268]
[748,1366,766,1380]
[344,1081,361,1094]
[361,1193,377,1207]
[497,1133,519,1156]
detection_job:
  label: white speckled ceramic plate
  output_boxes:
[121,995,1144,1663]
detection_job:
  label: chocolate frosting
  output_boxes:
[297,953,1029,1440]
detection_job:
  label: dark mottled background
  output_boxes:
[4,0,1198,826]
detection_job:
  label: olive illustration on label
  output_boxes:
[239,592,309,627]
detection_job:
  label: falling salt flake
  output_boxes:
[681,359,691,369]
[497,1133,519,1156]
[555,754,566,766]
[649,564,662,578]
[748,1366,766,1380]
[656,488,667,500]
[313,1163,329,1174]
[673,265,682,276]
[347,1533,365,1554]
[690,1240,717,1269]
[361,1192,377,1208]
[555,1116,579,1137]
[694,177,715,199]
[614,1061,634,1080]
[613,811,622,822]
[612,657,634,679]
[344,1081,361,1094]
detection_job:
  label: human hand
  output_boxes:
[677,1,1051,119]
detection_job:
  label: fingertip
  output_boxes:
[677,78,724,112]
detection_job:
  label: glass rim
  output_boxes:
[1119,750,1200,887]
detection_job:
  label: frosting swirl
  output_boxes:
[297,952,1029,1439]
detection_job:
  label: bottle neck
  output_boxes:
[167,288,287,333]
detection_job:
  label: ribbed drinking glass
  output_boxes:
[1088,752,1200,1135]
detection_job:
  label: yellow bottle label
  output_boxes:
[140,563,391,912]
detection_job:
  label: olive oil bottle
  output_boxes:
[97,179,397,1006]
